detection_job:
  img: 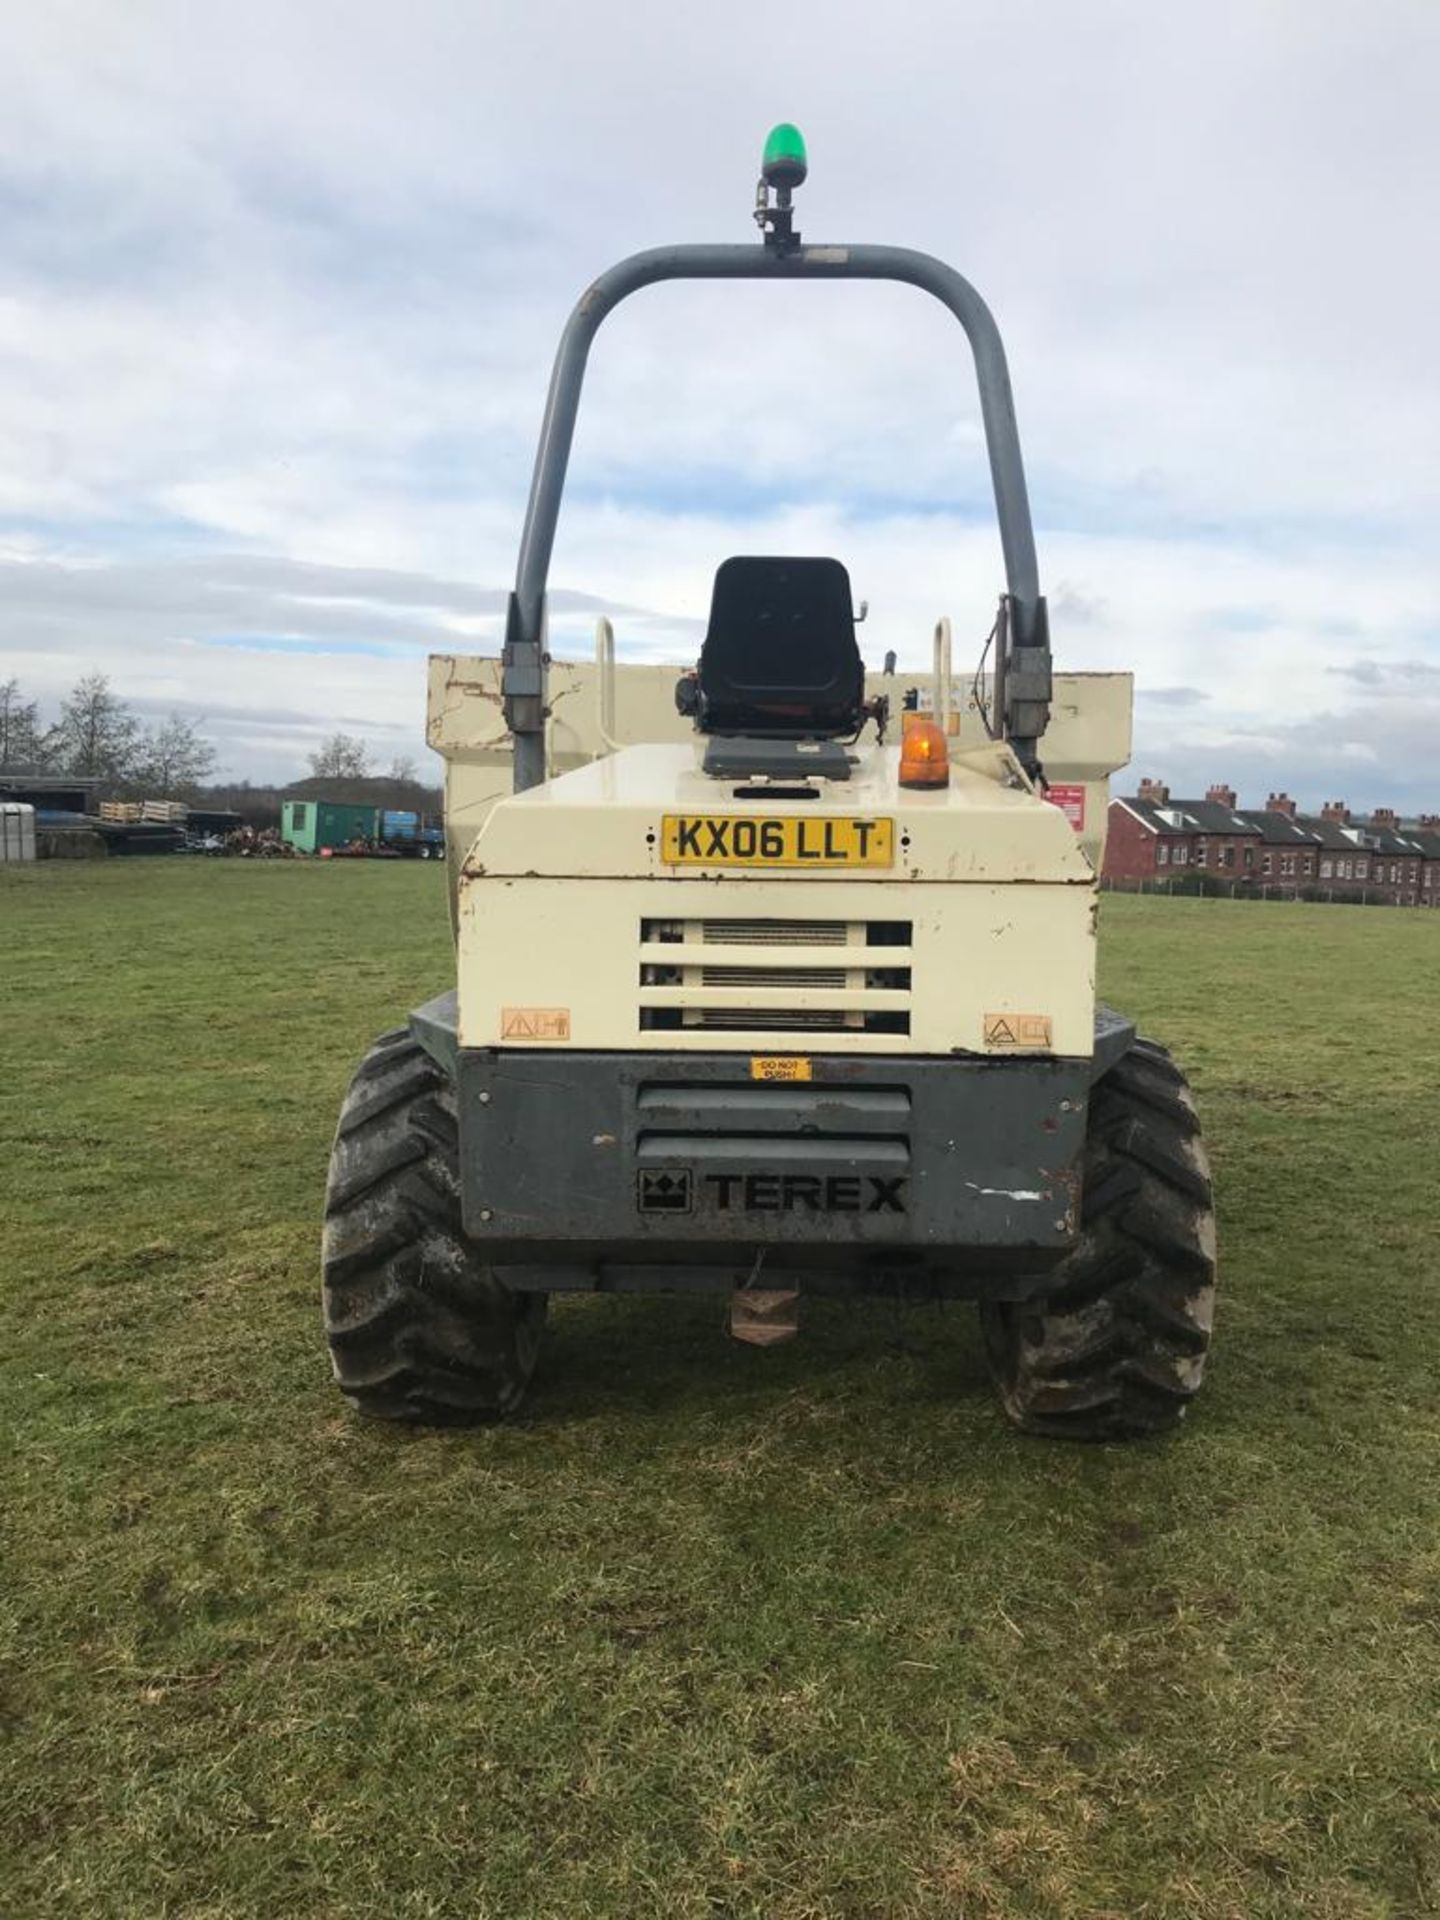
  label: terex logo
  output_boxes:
[704,1172,907,1214]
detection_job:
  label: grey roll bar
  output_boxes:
[503,242,1052,789]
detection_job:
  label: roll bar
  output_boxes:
[502,239,1052,788]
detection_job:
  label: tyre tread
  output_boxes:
[321,1033,545,1424]
[981,1034,1217,1441]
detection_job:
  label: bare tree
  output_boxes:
[388,753,419,783]
[0,678,53,771]
[308,732,371,779]
[135,713,218,796]
[53,673,139,781]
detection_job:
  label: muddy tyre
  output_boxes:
[322,1029,546,1423]
[980,1038,1216,1440]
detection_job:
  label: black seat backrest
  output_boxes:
[696,556,864,737]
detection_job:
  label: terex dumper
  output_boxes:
[321,127,1217,1439]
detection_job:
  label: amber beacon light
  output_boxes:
[898,712,951,789]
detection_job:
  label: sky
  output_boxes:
[2,0,1438,807]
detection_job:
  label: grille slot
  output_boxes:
[702,919,848,947]
[700,965,849,989]
[636,1082,913,1160]
[673,1008,886,1032]
[637,1085,912,1125]
[637,1133,910,1162]
[639,917,913,1037]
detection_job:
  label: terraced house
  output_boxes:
[1234,792,1320,886]
[1305,803,1424,906]
[1105,786,1440,906]
[1104,780,1261,882]
[1407,817,1440,905]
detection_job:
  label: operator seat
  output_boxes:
[694,556,865,738]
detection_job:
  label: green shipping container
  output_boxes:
[281,800,380,852]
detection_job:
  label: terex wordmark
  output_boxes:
[703,1172,908,1214]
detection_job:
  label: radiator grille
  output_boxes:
[700,965,848,989]
[639,917,913,1037]
[700,918,849,947]
[677,1007,872,1032]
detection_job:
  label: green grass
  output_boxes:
[3,861,1439,1919]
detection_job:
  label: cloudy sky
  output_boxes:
[3,0,1438,806]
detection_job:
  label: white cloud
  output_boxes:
[0,0,1437,798]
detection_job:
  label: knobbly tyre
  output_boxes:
[322,126,1216,1439]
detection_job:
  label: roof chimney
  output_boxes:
[1265,791,1297,818]
[1419,814,1440,832]
[1370,807,1398,830]
[1205,783,1237,808]
[1320,800,1350,824]
[1137,777,1170,806]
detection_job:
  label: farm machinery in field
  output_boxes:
[321,127,1216,1438]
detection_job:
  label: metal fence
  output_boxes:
[1100,877,1431,909]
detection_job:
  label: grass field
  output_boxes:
[3,860,1439,1919]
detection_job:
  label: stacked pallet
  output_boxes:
[98,799,190,823]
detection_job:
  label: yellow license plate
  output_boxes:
[660,814,894,868]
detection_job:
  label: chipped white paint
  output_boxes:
[428,650,1132,1050]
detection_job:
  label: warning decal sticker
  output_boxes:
[500,1007,571,1041]
[1044,783,1087,831]
[984,1013,1054,1050]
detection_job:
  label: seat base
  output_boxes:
[701,736,853,781]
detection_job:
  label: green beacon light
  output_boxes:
[755,124,807,252]
[761,122,808,192]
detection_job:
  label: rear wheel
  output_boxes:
[322,1029,546,1422]
[980,1038,1216,1440]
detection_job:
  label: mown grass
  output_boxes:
[2,860,1438,1919]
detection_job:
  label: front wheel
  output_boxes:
[321,1029,546,1423]
[981,1038,1216,1440]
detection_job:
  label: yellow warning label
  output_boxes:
[983,1013,1053,1050]
[500,1007,571,1042]
[750,1056,814,1082]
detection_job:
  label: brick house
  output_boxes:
[1104,781,1200,883]
[1366,809,1425,906]
[1104,780,1260,886]
[1234,791,1321,892]
[1300,803,1375,896]
[1404,816,1440,907]
[1106,781,1440,906]
[1170,785,1266,881]
[1296,802,1423,904]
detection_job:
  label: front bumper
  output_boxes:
[409,995,1117,1299]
